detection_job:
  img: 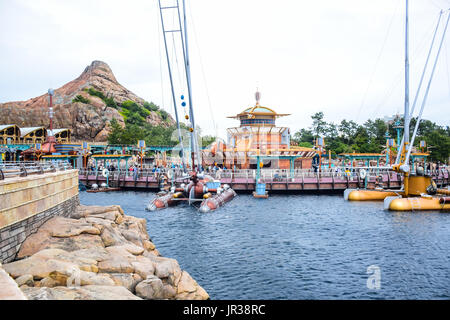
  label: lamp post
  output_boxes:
[48,89,54,137]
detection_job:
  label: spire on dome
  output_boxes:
[255,89,261,106]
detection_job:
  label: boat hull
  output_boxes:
[199,189,237,213]
[345,189,401,201]
[252,191,268,199]
[387,196,450,211]
[147,192,178,211]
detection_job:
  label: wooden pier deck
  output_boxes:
[78,168,450,193]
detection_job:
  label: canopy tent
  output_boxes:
[20,127,47,144]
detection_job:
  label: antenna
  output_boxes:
[48,88,54,136]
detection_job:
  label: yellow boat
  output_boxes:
[345,189,402,201]
[344,2,450,212]
[385,194,450,211]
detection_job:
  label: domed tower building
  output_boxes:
[220,91,316,170]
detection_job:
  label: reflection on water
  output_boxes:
[79,191,450,299]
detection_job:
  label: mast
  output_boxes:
[404,0,410,147]
[158,0,186,172]
[394,0,411,167]
[394,10,443,165]
[180,0,200,171]
[405,10,450,165]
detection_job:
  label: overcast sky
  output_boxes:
[1,0,450,139]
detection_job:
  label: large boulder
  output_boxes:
[0,265,27,300]
[2,204,209,300]
[39,217,101,237]
[176,271,210,300]
[97,258,134,274]
[17,233,104,259]
[23,285,142,300]
[135,275,165,300]
[109,273,140,292]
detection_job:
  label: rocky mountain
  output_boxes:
[0,60,175,141]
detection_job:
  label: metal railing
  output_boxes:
[77,167,411,181]
[0,161,73,180]
[77,166,449,189]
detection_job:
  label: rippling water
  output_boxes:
[79,191,450,299]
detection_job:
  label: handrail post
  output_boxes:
[20,164,27,177]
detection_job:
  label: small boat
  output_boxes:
[86,183,120,193]
[86,187,121,193]
[252,191,269,199]
[146,1,238,213]
[147,172,237,212]
[253,183,269,199]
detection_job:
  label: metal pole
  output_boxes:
[405,10,450,166]
[395,10,443,164]
[178,0,200,170]
[404,0,410,146]
[158,0,186,172]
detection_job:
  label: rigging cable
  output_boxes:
[171,12,185,96]
[405,10,450,164]
[373,15,439,116]
[396,10,445,164]
[187,0,217,138]
[444,35,450,102]
[356,0,401,122]
[156,0,165,111]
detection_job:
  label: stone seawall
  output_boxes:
[0,169,80,263]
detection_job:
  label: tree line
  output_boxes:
[292,112,450,162]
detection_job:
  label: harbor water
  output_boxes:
[80,191,450,299]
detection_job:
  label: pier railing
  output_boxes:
[79,166,448,181]
[78,165,449,190]
[0,161,73,180]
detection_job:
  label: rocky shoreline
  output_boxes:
[0,205,209,300]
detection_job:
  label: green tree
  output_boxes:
[311,112,326,138]
[107,118,124,144]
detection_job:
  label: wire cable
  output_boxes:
[156,0,165,110]
[356,0,401,122]
[187,0,217,138]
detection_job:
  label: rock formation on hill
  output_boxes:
[0,61,174,141]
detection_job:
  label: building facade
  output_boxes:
[203,92,316,169]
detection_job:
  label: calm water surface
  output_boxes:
[79,191,450,299]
